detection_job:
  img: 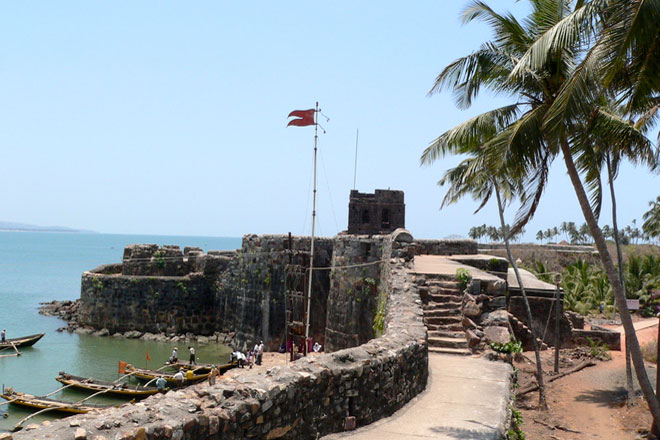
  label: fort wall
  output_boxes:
[14,235,428,440]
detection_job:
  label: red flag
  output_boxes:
[146,350,151,362]
[287,109,315,127]
[118,360,128,374]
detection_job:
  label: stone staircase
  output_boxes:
[422,279,471,356]
[508,312,549,351]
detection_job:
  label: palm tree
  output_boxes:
[423,0,660,423]
[643,197,660,240]
[504,0,660,425]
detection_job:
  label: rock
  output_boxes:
[74,428,87,440]
[93,328,109,337]
[75,327,94,335]
[0,433,13,440]
[475,294,490,304]
[124,331,143,339]
[133,427,146,440]
[463,300,481,318]
[486,279,507,295]
[197,336,209,344]
[25,424,39,431]
[141,332,157,341]
[480,310,510,326]
[484,326,511,344]
[466,329,481,348]
[70,420,81,427]
[462,316,478,330]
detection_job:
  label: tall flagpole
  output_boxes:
[304,101,318,355]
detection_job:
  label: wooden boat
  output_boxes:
[166,359,238,374]
[122,363,209,385]
[0,333,45,351]
[55,372,167,398]
[1,388,109,415]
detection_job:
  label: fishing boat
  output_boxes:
[1,388,109,415]
[122,363,208,385]
[0,333,45,351]
[166,359,238,374]
[55,372,167,398]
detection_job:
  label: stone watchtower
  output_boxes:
[347,189,405,235]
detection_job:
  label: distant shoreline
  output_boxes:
[0,228,94,233]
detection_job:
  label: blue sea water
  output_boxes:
[0,231,241,430]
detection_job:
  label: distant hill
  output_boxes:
[0,221,96,233]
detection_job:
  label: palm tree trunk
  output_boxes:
[494,182,548,409]
[606,154,635,404]
[560,139,660,430]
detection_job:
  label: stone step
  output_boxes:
[428,286,463,296]
[426,294,462,304]
[424,315,462,326]
[423,308,461,317]
[428,346,472,356]
[428,330,466,339]
[426,322,463,332]
[427,279,462,289]
[429,336,469,349]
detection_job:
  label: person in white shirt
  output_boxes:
[173,370,185,386]
[188,346,196,365]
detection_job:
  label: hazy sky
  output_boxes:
[1,1,657,240]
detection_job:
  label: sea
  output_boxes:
[0,231,241,432]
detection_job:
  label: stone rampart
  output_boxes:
[79,271,218,335]
[325,234,388,351]
[13,241,428,440]
[216,234,334,352]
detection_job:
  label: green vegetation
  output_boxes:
[527,255,660,316]
[92,277,103,292]
[153,251,166,269]
[455,268,472,289]
[507,407,525,440]
[177,281,187,294]
[490,339,523,354]
[372,289,387,337]
[587,337,612,361]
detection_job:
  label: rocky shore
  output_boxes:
[38,300,235,346]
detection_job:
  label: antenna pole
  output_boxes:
[353,129,359,190]
[304,101,319,356]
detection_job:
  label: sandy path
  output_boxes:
[520,319,658,439]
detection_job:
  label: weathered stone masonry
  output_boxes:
[14,233,429,440]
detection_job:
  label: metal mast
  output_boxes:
[304,101,319,354]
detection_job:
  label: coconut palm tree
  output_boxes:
[489,0,660,425]
[423,0,660,423]
[643,197,660,240]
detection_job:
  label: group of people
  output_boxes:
[229,340,265,369]
[167,346,196,365]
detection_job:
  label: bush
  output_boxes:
[642,340,658,363]
[455,268,472,288]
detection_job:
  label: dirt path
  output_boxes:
[518,319,658,439]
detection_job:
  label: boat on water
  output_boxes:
[165,359,238,374]
[1,388,110,415]
[0,333,45,351]
[55,372,167,398]
[122,363,208,385]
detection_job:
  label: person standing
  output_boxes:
[188,346,196,365]
[208,365,219,386]
[170,347,178,363]
[1,329,5,343]
[257,341,264,366]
